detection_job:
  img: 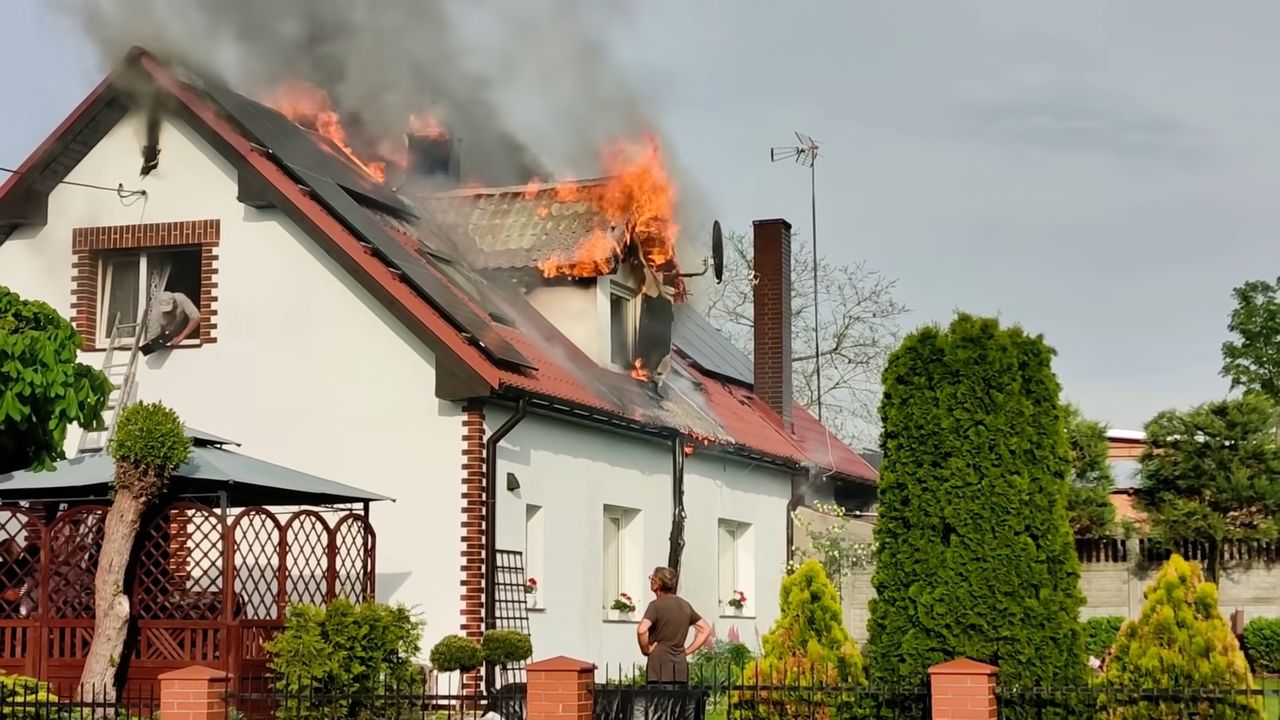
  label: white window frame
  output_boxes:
[96,249,202,347]
[602,505,641,613]
[98,252,146,345]
[606,282,640,371]
[525,504,545,609]
[718,518,756,617]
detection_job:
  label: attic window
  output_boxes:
[71,220,220,351]
[99,248,202,347]
[609,284,638,369]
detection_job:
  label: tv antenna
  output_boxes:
[770,131,824,423]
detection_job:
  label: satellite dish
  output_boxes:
[711,220,724,284]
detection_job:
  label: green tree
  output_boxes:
[78,402,191,700]
[1222,277,1280,401]
[0,286,111,474]
[737,560,862,720]
[867,314,1086,689]
[1065,405,1117,536]
[1137,394,1280,582]
[1099,555,1260,720]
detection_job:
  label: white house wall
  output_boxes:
[0,110,466,654]
[489,408,790,672]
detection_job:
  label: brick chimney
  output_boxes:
[753,218,793,429]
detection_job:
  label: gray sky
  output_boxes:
[3,0,1275,431]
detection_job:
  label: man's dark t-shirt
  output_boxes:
[643,595,702,682]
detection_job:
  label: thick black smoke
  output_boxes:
[50,0,715,258]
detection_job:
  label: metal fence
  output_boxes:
[230,674,490,720]
[596,663,929,720]
[997,684,1279,720]
[0,679,157,720]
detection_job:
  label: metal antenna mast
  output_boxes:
[770,131,822,423]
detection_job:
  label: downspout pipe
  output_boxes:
[484,398,527,689]
[667,434,687,578]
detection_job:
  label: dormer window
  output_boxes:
[608,283,638,370]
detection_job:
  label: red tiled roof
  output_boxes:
[0,48,877,485]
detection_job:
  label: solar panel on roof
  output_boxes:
[671,304,754,386]
[201,81,416,219]
[288,165,535,371]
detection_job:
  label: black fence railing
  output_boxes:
[997,684,1277,720]
[0,679,157,720]
[230,674,492,720]
[596,663,929,720]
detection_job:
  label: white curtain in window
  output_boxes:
[142,252,174,342]
[603,514,621,605]
[718,523,737,604]
[102,256,140,338]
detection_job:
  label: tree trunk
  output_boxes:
[77,489,148,702]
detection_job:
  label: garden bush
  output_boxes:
[264,599,423,720]
[1242,618,1280,675]
[482,630,533,668]
[867,314,1086,690]
[430,635,483,673]
[1099,555,1261,720]
[735,560,862,720]
[1083,616,1126,660]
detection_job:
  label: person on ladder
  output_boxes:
[140,290,200,356]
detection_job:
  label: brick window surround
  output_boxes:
[71,220,220,351]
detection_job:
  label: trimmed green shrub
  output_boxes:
[481,630,532,667]
[1099,555,1260,720]
[735,560,863,719]
[430,635,484,673]
[108,401,190,501]
[1242,618,1280,675]
[1083,616,1126,660]
[264,599,423,720]
[867,314,1087,690]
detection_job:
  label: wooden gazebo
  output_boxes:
[0,431,384,696]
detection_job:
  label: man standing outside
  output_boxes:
[636,566,713,684]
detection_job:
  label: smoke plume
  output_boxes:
[50,0,714,257]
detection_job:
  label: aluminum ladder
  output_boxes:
[76,312,146,455]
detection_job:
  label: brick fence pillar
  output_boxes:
[526,656,595,720]
[158,666,230,720]
[928,658,998,720]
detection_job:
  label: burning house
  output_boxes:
[0,48,876,676]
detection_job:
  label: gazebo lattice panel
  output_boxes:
[0,502,374,695]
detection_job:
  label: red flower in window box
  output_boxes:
[727,590,747,610]
[525,578,538,595]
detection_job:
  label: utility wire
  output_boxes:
[0,166,147,198]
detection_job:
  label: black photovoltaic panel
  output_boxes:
[200,81,416,219]
[288,165,535,370]
[671,304,754,387]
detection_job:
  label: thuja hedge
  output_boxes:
[866,314,1087,689]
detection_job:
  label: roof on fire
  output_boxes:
[0,47,877,484]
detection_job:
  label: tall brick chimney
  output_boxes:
[753,218,793,430]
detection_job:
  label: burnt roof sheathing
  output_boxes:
[418,183,614,271]
[199,80,416,220]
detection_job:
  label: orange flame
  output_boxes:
[265,83,387,183]
[537,134,678,279]
[630,357,652,382]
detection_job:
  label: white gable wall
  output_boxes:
[491,408,790,671]
[0,110,466,653]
